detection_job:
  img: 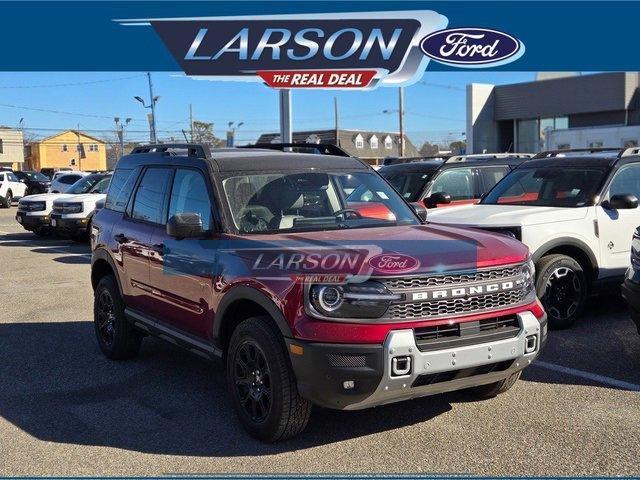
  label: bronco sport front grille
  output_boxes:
[382,265,520,291]
[380,264,529,321]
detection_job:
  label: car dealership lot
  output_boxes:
[0,207,638,476]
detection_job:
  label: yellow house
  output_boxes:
[26,130,107,172]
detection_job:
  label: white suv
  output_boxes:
[48,171,89,193]
[50,174,111,241]
[428,148,640,329]
[16,173,109,237]
[0,171,28,208]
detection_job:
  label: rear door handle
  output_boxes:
[114,233,128,244]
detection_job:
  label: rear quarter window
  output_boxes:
[105,168,138,213]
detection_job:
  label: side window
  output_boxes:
[7,172,18,182]
[105,168,138,212]
[607,164,640,200]
[479,166,510,194]
[131,167,172,224]
[0,174,4,182]
[430,168,476,200]
[168,169,214,230]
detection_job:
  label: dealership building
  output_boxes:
[467,72,640,154]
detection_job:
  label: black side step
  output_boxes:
[125,308,223,360]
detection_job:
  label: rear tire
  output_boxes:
[226,316,311,442]
[465,371,521,399]
[536,254,587,329]
[94,275,142,360]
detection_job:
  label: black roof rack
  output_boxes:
[444,153,534,163]
[131,143,212,159]
[383,155,451,166]
[532,147,628,159]
[241,142,351,157]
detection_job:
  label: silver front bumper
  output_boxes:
[344,311,541,410]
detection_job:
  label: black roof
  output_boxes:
[118,143,370,173]
[379,154,529,175]
[520,147,640,169]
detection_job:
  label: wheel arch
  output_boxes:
[214,285,293,354]
[532,238,598,282]
[91,249,123,295]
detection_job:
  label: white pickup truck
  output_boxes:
[428,148,640,329]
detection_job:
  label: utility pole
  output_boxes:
[76,124,81,171]
[398,87,405,157]
[147,72,157,143]
[189,104,194,142]
[334,97,340,147]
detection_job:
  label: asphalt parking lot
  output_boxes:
[0,207,639,476]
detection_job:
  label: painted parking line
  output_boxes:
[534,360,640,391]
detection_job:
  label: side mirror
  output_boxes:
[19,179,25,183]
[167,213,204,239]
[95,198,106,210]
[410,202,428,222]
[424,192,452,208]
[606,193,639,210]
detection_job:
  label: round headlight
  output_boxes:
[317,285,343,312]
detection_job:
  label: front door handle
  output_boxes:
[114,233,128,244]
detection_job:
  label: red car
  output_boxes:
[91,144,546,441]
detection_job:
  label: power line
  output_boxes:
[0,74,147,89]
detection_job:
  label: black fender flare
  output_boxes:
[532,237,599,275]
[91,248,123,295]
[214,285,293,340]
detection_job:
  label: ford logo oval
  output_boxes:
[368,254,420,274]
[420,28,524,68]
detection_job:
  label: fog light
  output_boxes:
[525,335,537,353]
[343,380,355,390]
[391,356,412,376]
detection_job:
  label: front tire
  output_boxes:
[465,371,521,399]
[536,254,587,329]
[226,316,311,442]
[94,275,142,360]
[33,226,51,237]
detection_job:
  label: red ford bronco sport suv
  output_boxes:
[91,144,547,441]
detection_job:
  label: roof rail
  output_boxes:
[620,147,640,157]
[445,152,534,163]
[382,155,451,166]
[241,142,351,157]
[533,147,624,159]
[131,143,211,159]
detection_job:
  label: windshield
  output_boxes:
[67,174,106,195]
[223,171,420,233]
[20,171,49,181]
[482,167,607,207]
[88,176,111,194]
[380,169,436,202]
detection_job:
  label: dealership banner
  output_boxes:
[2,1,640,88]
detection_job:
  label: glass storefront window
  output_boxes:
[517,118,539,153]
